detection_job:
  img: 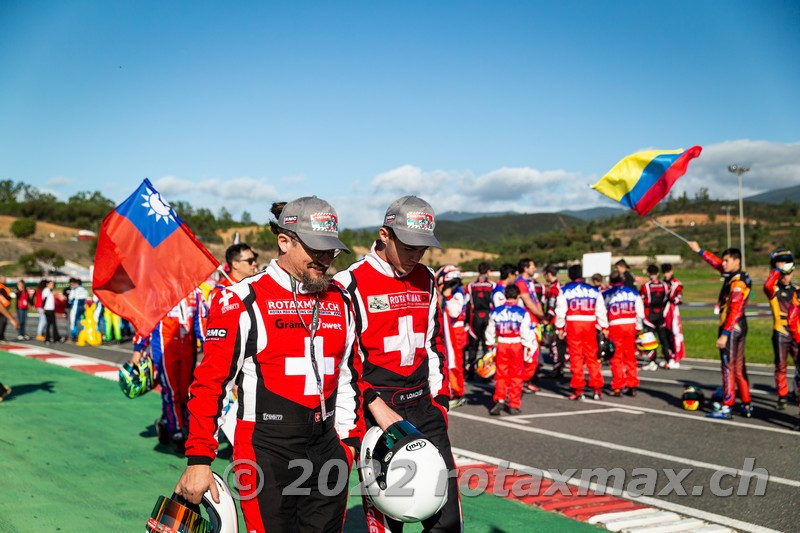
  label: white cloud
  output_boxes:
[371,165,457,195]
[46,176,71,187]
[340,139,800,228]
[152,175,282,223]
[672,140,800,199]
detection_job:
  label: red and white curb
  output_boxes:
[451,448,773,533]
[1,343,122,381]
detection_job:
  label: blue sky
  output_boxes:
[1,1,798,226]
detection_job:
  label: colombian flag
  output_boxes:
[592,146,702,216]
[93,179,219,336]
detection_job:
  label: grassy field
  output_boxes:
[682,317,774,364]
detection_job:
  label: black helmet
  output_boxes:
[681,386,705,411]
[597,335,616,362]
[770,248,794,270]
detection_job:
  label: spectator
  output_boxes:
[42,279,62,344]
[0,276,10,342]
[67,278,89,342]
[34,280,46,341]
[615,259,637,290]
[14,280,30,340]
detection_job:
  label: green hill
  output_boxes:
[435,212,583,245]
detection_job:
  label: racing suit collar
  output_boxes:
[266,259,319,294]
[367,241,408,278]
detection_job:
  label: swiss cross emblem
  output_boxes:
[384,315,426,366]
[219,290,234,307]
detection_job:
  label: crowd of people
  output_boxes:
[0,275,135,345]
[433,247,799,424]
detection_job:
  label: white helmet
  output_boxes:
[146,472,238,533]
[359,421,449,523]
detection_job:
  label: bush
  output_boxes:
[18,248,65,274]
[10,217,36,238]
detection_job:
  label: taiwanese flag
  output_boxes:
[93,179,219,336]
[592,146,702,216]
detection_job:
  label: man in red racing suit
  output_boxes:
[689,241,752,419]
[555,265,608,400]
[763,248,799,410]
[175,197,364,532]
[334,195,462,533]
[603,271,644,396]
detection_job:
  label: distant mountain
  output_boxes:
[435,212,582,244]
[437,210,517,222]
[437,206,622,223]
[558,207,625,220]
[745,184,800,205]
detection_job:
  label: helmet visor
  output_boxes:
[147,495,210,533]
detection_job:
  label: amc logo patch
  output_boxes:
[206,328,227,340]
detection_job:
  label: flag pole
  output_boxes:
[217,265,235,284]
[647,216,690,244]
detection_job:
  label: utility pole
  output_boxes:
[720,205,733,249]
[728,165,750,270]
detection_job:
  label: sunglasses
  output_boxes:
[292,237,342,260]
[238,255,258,265]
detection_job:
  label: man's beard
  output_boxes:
[302,270,330,293]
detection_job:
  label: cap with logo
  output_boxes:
[275,196,350,253]
[383,196,441,248]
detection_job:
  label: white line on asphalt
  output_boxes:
[670,365,775,377]
[2,343,122,368]
[602,372,774,397]
[448,411,800,488]
[510,407,642,420]
[534,391,800,436]
[451,447,782,533]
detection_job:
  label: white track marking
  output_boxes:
[2,343,124,367]
[509,407,642,420]
[534,390,800,436]
[449,411,800,488]
[6,347,52,356]
[451,447,782,533]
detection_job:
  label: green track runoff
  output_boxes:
[0,350,598,532]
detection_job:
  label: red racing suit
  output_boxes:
[133,289,207,435]
[602,283,644,390]
[515,275,545,381]
[555,279,608,393]
[334,245,462,533]
[185,260,364,533]
[485,301,537,409]
[664,276,685,361]
[444,286,467,398]
[699,249,752,407]
[763,269,800,399]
